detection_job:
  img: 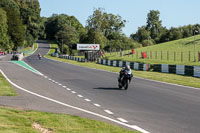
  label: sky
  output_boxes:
[39,0,200,37]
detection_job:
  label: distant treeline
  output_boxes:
[0,1,199,54]
[130,10,200,47]
[0,0,43,51]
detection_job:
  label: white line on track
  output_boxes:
[117,118,128,123]
[94,104,101,107]
[71,91,76,94]
[104,110,114,115]
[62,86,66,88]
[48,79,52,81]
[78,95,83,98]
[67,88,71,91]
[58,84,62,86]
[85,99,91,102]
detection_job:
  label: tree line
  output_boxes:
[45,8,142,55]
[131,10,200,47]
[0,0,42,51]
[0,1,200,54]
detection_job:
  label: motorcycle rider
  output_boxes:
[38,53,42,59]
[118,64,133,84]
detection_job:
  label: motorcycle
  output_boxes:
[38,54,42,60]
[118,70,132,90]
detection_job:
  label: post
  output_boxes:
[167,51,169,60]
[189,51,191,62]
[181,52,183,62]
[62,38,63,54]
[193,30,199,62]
[194,34,196,62]
[174,51,176,61]
[136,51,138,59]
[155,51,157,59]
[150,51,152,59]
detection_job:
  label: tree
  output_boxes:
[87,8,126,41]
[14,0,41,46]
[146,10,163,43]
[6,8,25,50]
[131,26,150,43]
[168,27,182,41]
[0,8,10,50]
[87,29,108,48]
[45,14,85,41]
[55,25,79,54]
[86,8,126,49]
[38,17,47,40]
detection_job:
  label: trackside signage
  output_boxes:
[77,44,100,50]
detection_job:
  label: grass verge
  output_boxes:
[0,106,139,133]
[104,35,200,66]
[46,44,200,88]
[0,73,17,96]
[24,43,38,56]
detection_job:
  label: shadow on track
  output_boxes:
[93,87,122,90]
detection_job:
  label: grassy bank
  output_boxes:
[46,44,200,88]
[0,73,17,96]
[0,106,138,133]
[24,43,38,56]
[104,35,200,66]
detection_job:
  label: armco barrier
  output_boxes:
[97,58,200,78]
[58,55,85,62]
[97,59,150,71]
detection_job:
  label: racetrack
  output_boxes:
[1,43,200,133]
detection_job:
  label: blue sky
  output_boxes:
[39,0,200,36]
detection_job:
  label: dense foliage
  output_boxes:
[131,10,200,47]
[0,1,199,54]
[0,0,42,51]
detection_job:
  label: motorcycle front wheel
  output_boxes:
[124,80,129,90]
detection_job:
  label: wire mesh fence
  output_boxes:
[105,50,200,63]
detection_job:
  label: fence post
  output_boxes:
[155,51,157,59]
[167,51,169,60]
[181,52,183,62]
[136,51,138,59]
[174,51,176,61]
[150,51,152,59]
[128,50,129,57]
[189,51,190,62]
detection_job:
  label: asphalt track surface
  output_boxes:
[1,43,200,133]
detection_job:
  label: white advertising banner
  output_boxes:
[77,44,100,50]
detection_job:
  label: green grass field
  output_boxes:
[104,35,200,66]
[0,73,17,96]
[0,106,138,133]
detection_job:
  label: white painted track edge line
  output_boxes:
[0,69,150,133]
[104,110,114,114]
[117,118,128,123]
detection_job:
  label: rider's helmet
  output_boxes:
[125,64,130,71]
